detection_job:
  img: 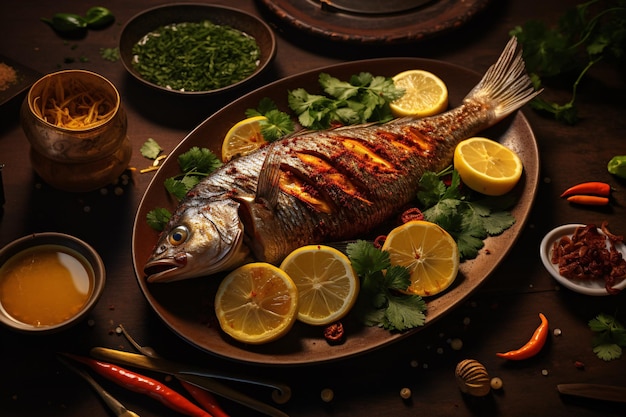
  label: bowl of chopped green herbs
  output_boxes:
[119,3,276,95]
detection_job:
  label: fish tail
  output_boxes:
[464,36,541,121]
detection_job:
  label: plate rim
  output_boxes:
[132,56,540,366]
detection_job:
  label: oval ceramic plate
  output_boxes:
[540,224,626,296]
[132,57,539,365]
[119,3,276,96]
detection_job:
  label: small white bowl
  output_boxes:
[540,224,626,296]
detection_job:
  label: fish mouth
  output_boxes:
[144,257,186,283]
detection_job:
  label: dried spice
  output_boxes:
[551,222,626,294]
[0,63,17,91]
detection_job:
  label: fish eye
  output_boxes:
[168,226,189,246]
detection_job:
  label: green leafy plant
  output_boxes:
[288,72,404,130]
[417,167,517,260]
[588,312,626,361]
[245,97,295,142]
[347,240,427,332]
[510,0,626,124]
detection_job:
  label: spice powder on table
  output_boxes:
[0,62,18,91]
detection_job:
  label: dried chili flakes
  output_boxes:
[551,222,626,294]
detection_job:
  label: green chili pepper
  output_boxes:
[85,6,114,29]
[41,13,88,33]
[608,155,626,179]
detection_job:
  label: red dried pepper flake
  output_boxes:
[373,235,387,249]
[551,222,626,294]
[324,322,345,345]
[400,207,424,224]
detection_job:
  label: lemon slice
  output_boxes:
[280,245,359,326]
[390,70,448,118]
[453,137,523,196]
[221,115,268,162]
[382,220,459,297]
[214,262,298,344]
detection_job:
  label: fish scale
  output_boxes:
[145,37,542,283]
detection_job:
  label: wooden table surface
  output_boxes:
[1,1,625,416]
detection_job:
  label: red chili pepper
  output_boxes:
[180,380,230,417]
[560,181,611,198]
[496,313,549,360]
[566,195,610,206]
[64,354,212,417]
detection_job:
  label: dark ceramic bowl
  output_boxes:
[0,233,106,333]
[119,3,276,96]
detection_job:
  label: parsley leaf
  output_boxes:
[245,98,295,142]
[146,207,171,231]
[417,168,516,260]
[588,312,626,361]
[347,240,427,332]
[140,138,163,160]
[287,72,403,130]
[178,146,222,174]
[146,146,222,230]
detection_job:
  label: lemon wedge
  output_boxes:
[280,245,359,326]
[214,262,298,344]
[453,137,523,196]
[382,220,459,297]
[390,70,448,118]
[221,115,268,162]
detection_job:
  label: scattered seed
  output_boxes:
[553,328,562,336]
[450,338,463,350]
[400,387,411,399]
[490,377,503,390]
[541,369,549,376]
[320,388,334,403]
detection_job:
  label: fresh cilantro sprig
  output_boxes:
[245,97,295,142]
[140,138,163,160]
[347,240,427,332]
[288,72,404,130]
[165,147,222,199]
[510,0,626,124]
[417,167,517,260]
[142,139,222,231]
[588,312,626,361]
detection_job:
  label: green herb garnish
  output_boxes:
[417,167,517,260]
[132,20,261,92]
[145,143,222,231]
[140,138,163,160]
[100,47,120,62]
[510,0,626,124]
[347,240,427,332]
[164,147,222,199]
[146,207,171,231]
[287,72,404,130]
[245,97,295,141]
[588,313,626,361]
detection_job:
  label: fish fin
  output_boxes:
[255,141,281,209]
[465,36,542,121]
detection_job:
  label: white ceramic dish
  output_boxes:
[540,224,626,296]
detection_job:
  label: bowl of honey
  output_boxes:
[0,232,105,333]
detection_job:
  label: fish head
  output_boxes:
[144,198,250,283]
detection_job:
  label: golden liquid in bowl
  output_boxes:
[0,245,94,327]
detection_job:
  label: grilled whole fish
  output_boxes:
[145,37,540,283]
